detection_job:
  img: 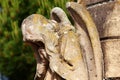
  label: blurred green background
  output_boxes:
[0,0,76,80]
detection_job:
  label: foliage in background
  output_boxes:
[0,0,75,80]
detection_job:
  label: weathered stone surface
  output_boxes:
[101,39,120,78]
[101,0,120,38]
[87,1,115,38]
[99,0,120,78]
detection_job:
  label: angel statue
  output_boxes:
[21,0,103,80]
